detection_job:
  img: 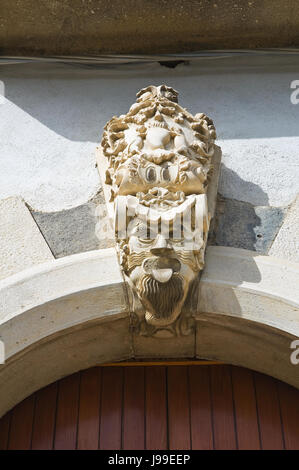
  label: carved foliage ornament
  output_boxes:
[98,85,220,337]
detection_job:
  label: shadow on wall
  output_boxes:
[210,165,285,254]
[219,164,269,206]
[2,58,299,142]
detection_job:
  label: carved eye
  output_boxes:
[146,167,156,182]
[162,167,170,182]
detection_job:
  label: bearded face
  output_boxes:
[124,217,204,327]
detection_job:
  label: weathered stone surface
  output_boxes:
[199,247,299,334]
[0,248,126,335]
[0,196,53,280]
[133,332,195,359]
[269,195,299,263]
[31,193,115,258]
[1,0,299,56]
[212,197,286,253]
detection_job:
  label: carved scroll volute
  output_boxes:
[97,85,221,337]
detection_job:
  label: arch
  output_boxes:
[0,246,298,417]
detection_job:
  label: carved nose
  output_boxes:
[150,234,173,256]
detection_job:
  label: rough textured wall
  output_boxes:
[1,0,299,56]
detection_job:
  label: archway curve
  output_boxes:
[0,246,298,417]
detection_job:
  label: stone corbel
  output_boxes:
[96,85,221,337]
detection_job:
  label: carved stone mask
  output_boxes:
[97,85,220,333]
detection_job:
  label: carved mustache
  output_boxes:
[142,256,181,272]
[127,250,201,273]
[127,251,152,272]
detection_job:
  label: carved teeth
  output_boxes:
[152,268,173,283]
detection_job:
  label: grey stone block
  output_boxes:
[31,193,115,258]
[211,197,286,254]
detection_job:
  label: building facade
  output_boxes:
[0,1,298,450]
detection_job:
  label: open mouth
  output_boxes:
[142,256,181,283]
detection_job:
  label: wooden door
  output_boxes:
[1,364,299,450]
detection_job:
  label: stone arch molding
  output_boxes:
[0,246,298,417]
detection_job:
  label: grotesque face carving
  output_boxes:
[98,85,218,332]
[121,192,208,327]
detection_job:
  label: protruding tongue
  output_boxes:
[152,268,173,283]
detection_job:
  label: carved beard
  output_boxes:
[139,274,184,325]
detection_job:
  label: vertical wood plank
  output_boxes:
[189,366,213,450]
[167,366,191,450]
[99,367,123,450]
[278,381,299,450]
[54,373,80,450]
[231,366,261,450]
[145,366,167,450]
[5,365,299,450]
[0,412,11,450]
[31,382,58,450]
[210,365,237,450]
[254,372,284,450]
[77,367,101,450]
[8,395,35,450]
[123,367,145,450]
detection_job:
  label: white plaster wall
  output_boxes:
[0,55,298,212]
[269,195,299,262]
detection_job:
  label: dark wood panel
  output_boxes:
[54,373,80,450]
[167,366,191,450]
[189,366,213,450]
[123,367,145,450]
[31,382,57,450]
[0,411,11,450]
[3,364,299,450]
[77,368,101,450]
[231,366,260,450]
[210,365,237,450]
[278,381,299,450]
[254,372,284,450]
[99,367,123,450]
[8,395,35,450]
[145,366,167,450]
